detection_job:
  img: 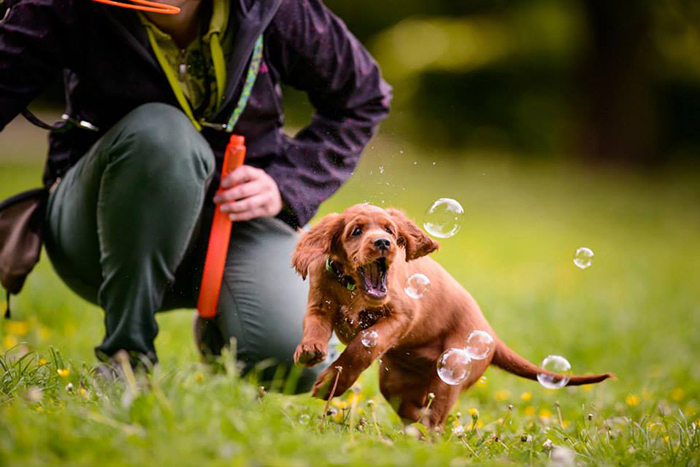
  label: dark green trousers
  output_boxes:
[45,103,322,390]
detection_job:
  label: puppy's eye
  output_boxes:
[385,226,394,236]
[351,226,362,237]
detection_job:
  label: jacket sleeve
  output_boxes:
[0,0,76,132]
[264,0,392,228]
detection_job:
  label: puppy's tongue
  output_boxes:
[369,261,379,285]
[359,259,388,298]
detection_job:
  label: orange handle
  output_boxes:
[91,0,181,14]
[197,135,246,318]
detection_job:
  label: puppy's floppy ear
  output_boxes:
[292,213,345,279]
[387,208,439,261]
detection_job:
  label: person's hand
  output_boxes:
[213,165,283,222]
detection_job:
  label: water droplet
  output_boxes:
[299,414,310,425]
[573,247,594,269]
[423,198,464,239]
[437,348,472,385]
[379,166,385,174]
[432,162,436,166]
[360,330,378,348]
[537,355,572,390]
[465,330,495,360]
[404,273,430,299]
[413,161,417,165]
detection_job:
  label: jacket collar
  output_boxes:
[325,257,356,291]
[96,0,283,121]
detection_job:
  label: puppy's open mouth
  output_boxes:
[358,258,388,299]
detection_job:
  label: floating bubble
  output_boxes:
[298,414,310,425]
[537,355,572,390]
[465,330,495,360]
[360,329,379,348]
[437,348,472,386]
[573,247,594,269]
[423,198,465,239]
[404,273,431,299]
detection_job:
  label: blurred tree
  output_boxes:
[576,0,658,165]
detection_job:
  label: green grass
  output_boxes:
[1,133,699,466]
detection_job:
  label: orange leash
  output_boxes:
[197,135,246,319]
[91,0,180,14]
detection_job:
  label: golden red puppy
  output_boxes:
[292,204,612,429]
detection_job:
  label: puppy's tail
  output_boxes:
[491,339,614,386]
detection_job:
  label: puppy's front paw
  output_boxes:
[294,342,327,367]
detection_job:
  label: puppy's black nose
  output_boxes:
[374,238,391,251]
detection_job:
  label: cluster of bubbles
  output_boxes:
[400,198,466,301]
[536,355,572,389]
[436,330,496,385]
[360,329,379,348]
[416,199,583,389]
[423,198,465,239]
[404,273,431,299]
[574,247,594,269]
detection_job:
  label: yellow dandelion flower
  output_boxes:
[78,387,87,397]
[477,376,487,387]
[625,395,640,407]
[468,408,479,417]
[525,406,536,416]
[332,399,348,409]
[521,391,532,401]
[671,388,685,402]
[6,321,29,336]
[332,410,344,423]
[3,335,18,350]
[562,421,570,429]
[539,408,552,419]
[195,372,204,383]
[581,384,593,392]
[57,368,70,378]
[476,420,484,429]
[466,422,474,430]
[663,436,669,443]
[38,358,48,366]
[494,389,510,401]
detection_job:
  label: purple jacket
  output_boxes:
[0,0,391,227]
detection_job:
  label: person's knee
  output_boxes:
[112,103,215,182]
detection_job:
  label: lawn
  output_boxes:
[0,120,699,466]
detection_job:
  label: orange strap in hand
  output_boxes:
[197,135,246,319]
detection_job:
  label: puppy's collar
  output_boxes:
[325,257,356,291]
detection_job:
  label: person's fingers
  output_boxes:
[220,193,269,214]
[228,206,272,222]
[214,179,265,204]
[221,165,262,189]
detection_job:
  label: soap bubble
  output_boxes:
[404,273,431,299]
[437,348,472,385]
[537,355,572,389]
[573,247,594,269]
[465,330,495,360]
[360,330,379,348]
[298,414,310,425]
[423,198,465,238]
